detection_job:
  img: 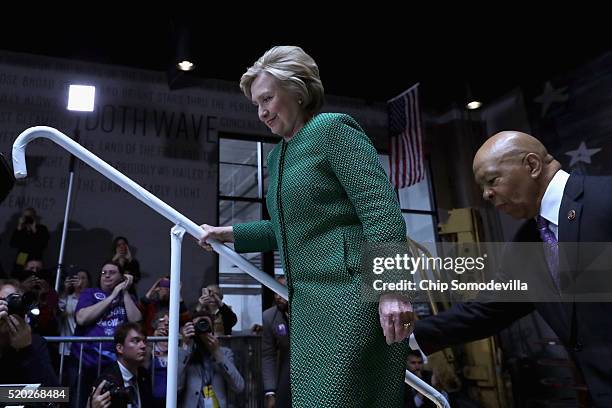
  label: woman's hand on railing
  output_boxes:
[198,224,234,251]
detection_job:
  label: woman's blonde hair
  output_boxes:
[240,46,325,115]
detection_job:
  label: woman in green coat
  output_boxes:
[200,46,415,407]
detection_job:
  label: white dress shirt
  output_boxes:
[118,360,141,408]
[539,169,570,240]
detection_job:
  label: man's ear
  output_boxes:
[525,153,543,178]
[116,343,124,356]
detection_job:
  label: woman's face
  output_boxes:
[251,72,307,139]
[115,239,128,255]
[76,271,90,290]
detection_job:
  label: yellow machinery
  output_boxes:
[411,208,512,408]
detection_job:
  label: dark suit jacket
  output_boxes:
[262,305,291,407]
[92,361,153,408]
[414,175,612,407]
[0,334,59,386]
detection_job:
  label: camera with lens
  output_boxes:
[23,215,34,225]
[99,378,130,406]
[194,317,213,335]
[6,292,38,317]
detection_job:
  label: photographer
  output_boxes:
[58,266,90,390]
[16,258,59,337]
[195,284,237,335]
[73,261,142,408]
[111,237,141,289]
[0,279,59,386]
[140,276,190,336]
[9,207,50,270]
[88,322,152,408]
[177,311,244,408]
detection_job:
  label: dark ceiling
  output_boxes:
[0,14,609,112]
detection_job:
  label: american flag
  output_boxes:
[388,83,424,189]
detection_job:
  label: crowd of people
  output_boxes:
[0,210,250,407]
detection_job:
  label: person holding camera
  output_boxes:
[195,284,237,335]
[0,279,59,386]
[88,322,153,408]
[16,258,59,337]
[9,207,50,271]
[111,237,141,289]
[58,266,91,391]
[73,261,142,408]
[140,276,190,336]
[177,310,245,408]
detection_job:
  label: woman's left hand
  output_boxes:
[378,293,415,344]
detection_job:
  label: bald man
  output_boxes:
[410,131,612,406]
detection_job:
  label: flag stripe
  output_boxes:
[387,83,425,189]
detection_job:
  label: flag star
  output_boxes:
[565,141,602,167]
[534,81,569,117]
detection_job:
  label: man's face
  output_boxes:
[407,355,423,377]
[473,154,539,219]
[100,264,122,291]
[116,329,147,364]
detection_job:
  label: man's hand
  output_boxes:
[7,315,32,350]
[265,394,276,408]
[378,293,415,344]
[90,380,111,408]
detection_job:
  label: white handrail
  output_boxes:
[12,126,288,299]
[405,369,451,408]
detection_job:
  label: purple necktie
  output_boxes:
[536,215,560,290]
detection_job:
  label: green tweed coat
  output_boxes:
[233,113,409,407]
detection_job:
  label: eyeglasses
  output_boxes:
[101,270,118,275]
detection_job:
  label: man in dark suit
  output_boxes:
[411,131,612,407]
[88,322,153,408]
[262,275,291,408]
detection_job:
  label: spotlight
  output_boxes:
[177,60,195,71]
[67,85,96,112]
[466,100,482,110]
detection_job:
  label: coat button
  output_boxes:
[573,342,583,352]
[567,210,576,220]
